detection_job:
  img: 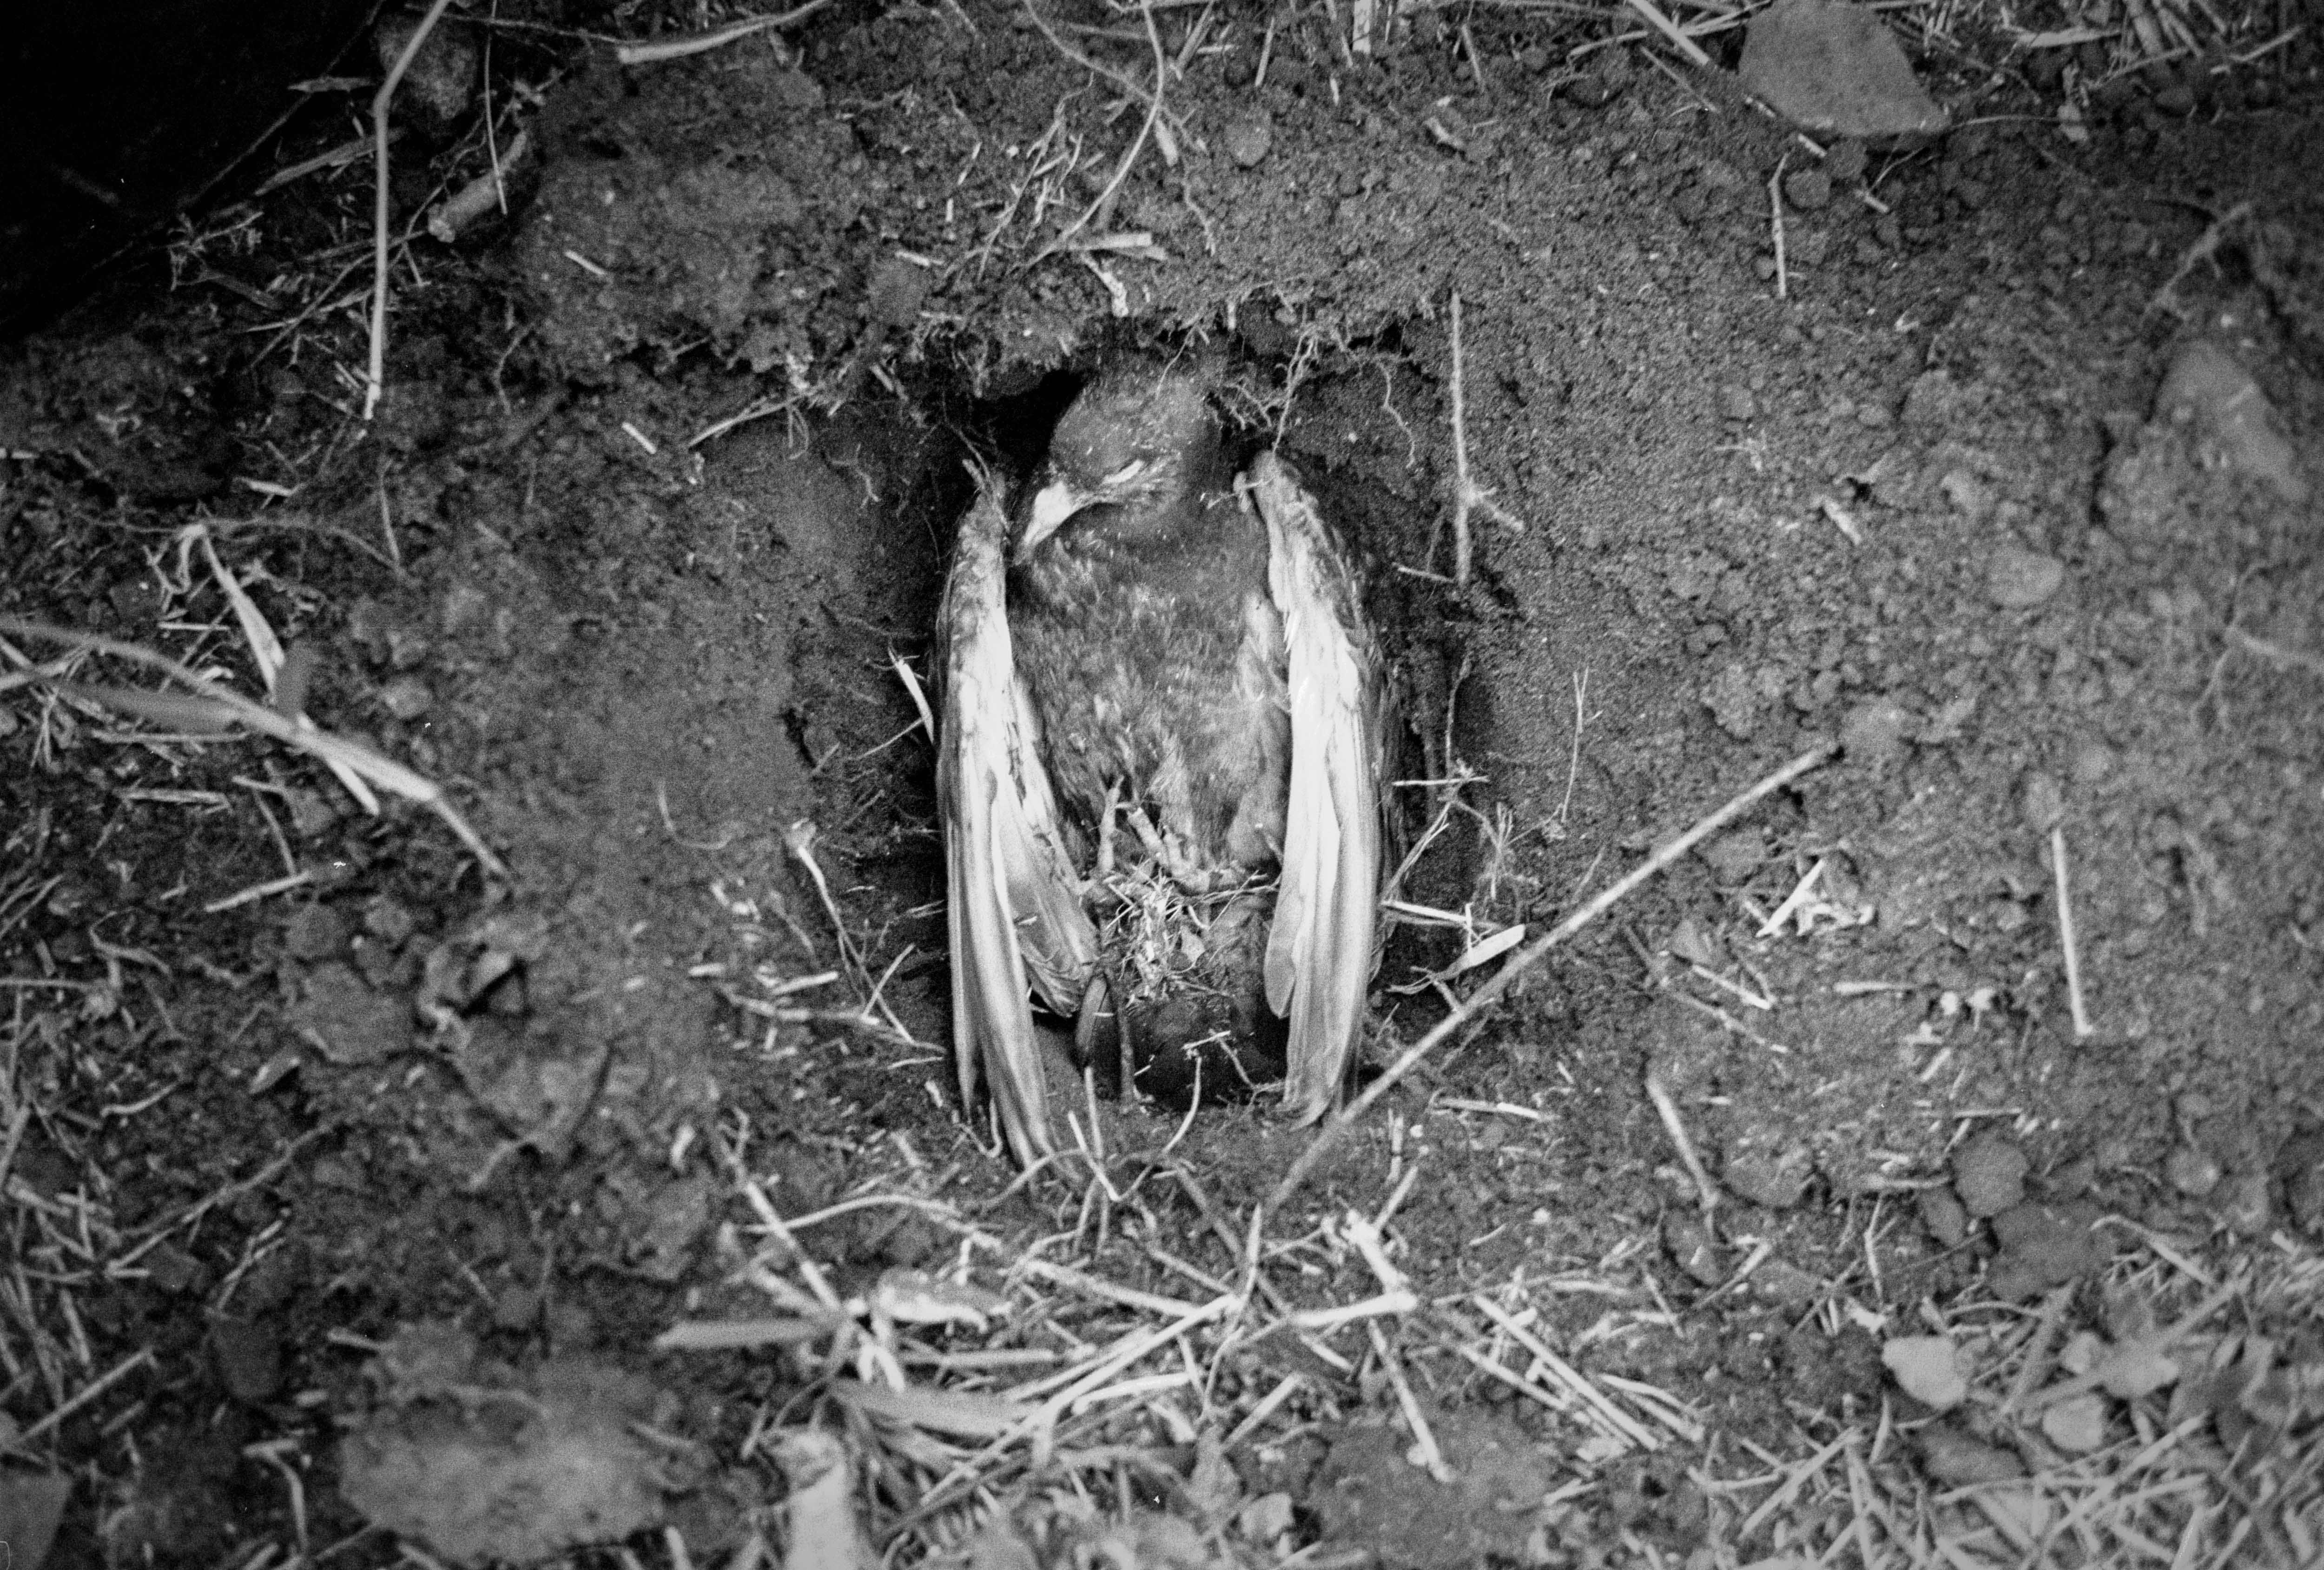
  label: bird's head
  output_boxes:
[1013,363,1221,561]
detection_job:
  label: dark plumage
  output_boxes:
[940,360,1383,1164]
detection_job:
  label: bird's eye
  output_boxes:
[1099,459,1148,489]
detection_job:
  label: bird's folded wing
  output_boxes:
[1247,452,1382,1125]
[938,470,1098,1165]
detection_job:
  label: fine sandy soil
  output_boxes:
[1,0,2320,1563]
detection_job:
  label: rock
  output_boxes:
[284,902,350,962]
[373,13,481,144]
[1939,469,1994,520]
[2045,1395,2119,1451]
[2069,740,2116,786]
[379,675,435,721]
[1783,167,1833,210]
[211,1318,283,1403]
[0,1471,72,1570]
[1724,1145,1814,1209]
[1701,828,1768,882]
[2153,338,2310,504]
[1952,1130,2028,1218]
[1840,697,1909,767]
[1987,1201,2106,1298]
[1701,661,1764,740]
[2165,1143,2222,1198]
[1882,1335,1966,1410]
[1663,1212,1725,1285]
[1738,0,1948,142]
[1919,1186,1970,1249]
[1987,545,2065,608]
[2213,1166,2270,1235]
[365,895,419,945]
[293,963,409,1067]
[2019,771,2065,833]
[1223,114,1274,169]
[1719,384,1757,421]
[1825,139,1869,181]
[1565,73,1618,108]
[1751,1259,1823,1309]
[1916,1423,2024,1485]
[1900,368,1965,430]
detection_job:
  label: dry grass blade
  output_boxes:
[1272,741,1838,1209]
[0,615,507,881]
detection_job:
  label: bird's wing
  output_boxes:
[1247,452,1382,1125]
[938,467,1099,1166]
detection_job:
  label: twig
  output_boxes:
[1622,0,1714,65]
[1444,293,1521,585]
[612,0,833,65]
[1644,1063,1721,1214]
[1767,153,1790,301]
[1270,742,1837,1211]
[1033,0,1169,264]
[367,0,459,421]
[0,616,507,880]
[2050,824,2092,1039]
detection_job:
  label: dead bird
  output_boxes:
[939,358,1385,1164]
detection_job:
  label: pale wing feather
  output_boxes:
[1248,452,1381,1125]
[939,471,1097,1165]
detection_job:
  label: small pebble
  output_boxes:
[1662,1212,1725,1286]
[379,675,435,721]
[211,1319,283,1403]
[1718,384,1756,421]
[1919,1186,1970,1249]
[1223,114,1274,169]
[1824,139,1868,183]
[1565,73,1617,108]
[1917,1424,2024,1485]
[1782,168,1832,210]
[2041,1393,2109,1454]
[2020,771,2065,833]
[1952,1130,2028,1218]
[1987,544,2066,608]
[2069,740,2116,786]
[1841,697,1909,767]
[1723,1147,1811,1209]
[283,903,350,962]
[2162,1142,2220,1199]
[1882,1335,1966,1411]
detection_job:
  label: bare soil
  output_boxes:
[1,1,2320,1563]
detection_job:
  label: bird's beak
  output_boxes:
[1014,476,1086,562]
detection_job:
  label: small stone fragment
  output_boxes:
[284,902,350,962]
[1824,139,1868,182]
[1737,0,1949,140]
[1841,697,1909,767]
[1883,1335,1966,1411]
[2040,1392,2108,1453]
[1663,1211,1726,1286]
[379,675,436,721]
[2154,337,2310,504]
[212,1318,284,1403]
[2020,771,2065,833]
[1988,1201,2106,1298]
[1223,114,1274,169]
[1750,1259,1822,1309]
[1719,384,1757,421]
[1724,1146,1813,1209]
[2069,740,2116,786]
[2165,1143,2222,1198]
[1783,167,1833,210]
[1987,544,2066,608]
[1919,1186,1970,1249]
[1916,1423,2024,1485]
[1952,1130,2028,1218]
